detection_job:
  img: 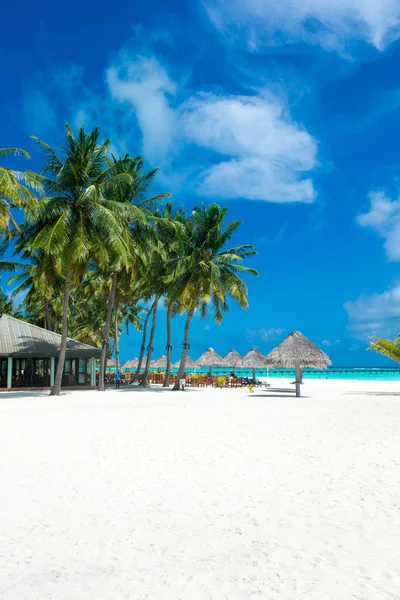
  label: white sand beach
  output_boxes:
[1,380,400,599]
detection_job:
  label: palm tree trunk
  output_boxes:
[163,304,172,387]
[50,268,72,396]
[133,299,156,384]
[172,295,199,391]
[115,306,120,372]
[140,296,159,386]
[44,299,51,331]
[98,271,118,391]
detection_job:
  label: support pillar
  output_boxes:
[90,358,96,387]
[50,357,55,387]
[295,364,302,398]
[7,357,12,389]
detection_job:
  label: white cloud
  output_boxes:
[345,281,400,339]
[247,327,286,341]
[27,52,319,203]
[181,94,317,202]
[106,56,318,202]
[357,190,400,261]
[107,56,178,163]
[204,0,400,52]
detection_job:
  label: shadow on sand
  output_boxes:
[344,391,400,397]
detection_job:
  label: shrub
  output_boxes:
[217,376,226,388]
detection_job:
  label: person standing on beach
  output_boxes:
[115,370,122,389]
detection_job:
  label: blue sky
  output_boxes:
[3,0,400,366]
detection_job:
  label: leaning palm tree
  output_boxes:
[170,203,258,390]
[0,147,40,239]
[369,335,400,363]
[17,124,136,395]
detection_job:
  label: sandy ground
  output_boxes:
[1,380,400,599]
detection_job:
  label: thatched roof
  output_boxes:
[172,356,197,369]
[196,347,228,367]
[129,357,139,368]
[240,348,266,368]
[122,360,132,369]
[224,349,242,367]
[106,358,117,367]
[0,314,101,358]
[152,355,167,368]
[265,330,331,369]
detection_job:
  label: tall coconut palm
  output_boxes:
[369,335,400,363]
[96,155,169,391]
[18,124,136,395]
[170,203,258,390]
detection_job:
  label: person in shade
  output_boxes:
[115,369,122,389]
[24,363,31,386]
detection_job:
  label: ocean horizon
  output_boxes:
[113,366,400,381]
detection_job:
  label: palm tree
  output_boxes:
[18,124,135,395]
[170,203,258,390]
[369,335,400,363]
[0,147,40,240]
[96,155,169,391]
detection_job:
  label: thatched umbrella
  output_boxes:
[239,348,266,379]
[152,355,167,371]
[172,356,198,372]
[196,347,228,376]
[105,357,117,372]
[224,349,242,374]
[265,330,331,397]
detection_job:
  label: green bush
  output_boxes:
[217,376,226,388]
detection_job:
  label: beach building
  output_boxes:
[0,314,101,390]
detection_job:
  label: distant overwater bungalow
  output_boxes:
[0,315,101,390]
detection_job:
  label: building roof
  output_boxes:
[0,314,102,359]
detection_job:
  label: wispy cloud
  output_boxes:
[107,56,178,163]
[247,327,286,341]
[204,0,400,53]
[345,281,400,339]
[321,339,340,347]
[106,52,319,202]
[357,190,400,261]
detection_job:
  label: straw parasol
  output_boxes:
[224,349,242,374]
[265,330,331,397]
[152,355,168,371]
[239,348,266,378]
[172,356,198,371]
[105,357,117,372]
[196,347,228,375]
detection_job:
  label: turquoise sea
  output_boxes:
[117,366,400,381]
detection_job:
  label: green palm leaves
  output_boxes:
[0,147,40,238]
[369,336,400,363]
